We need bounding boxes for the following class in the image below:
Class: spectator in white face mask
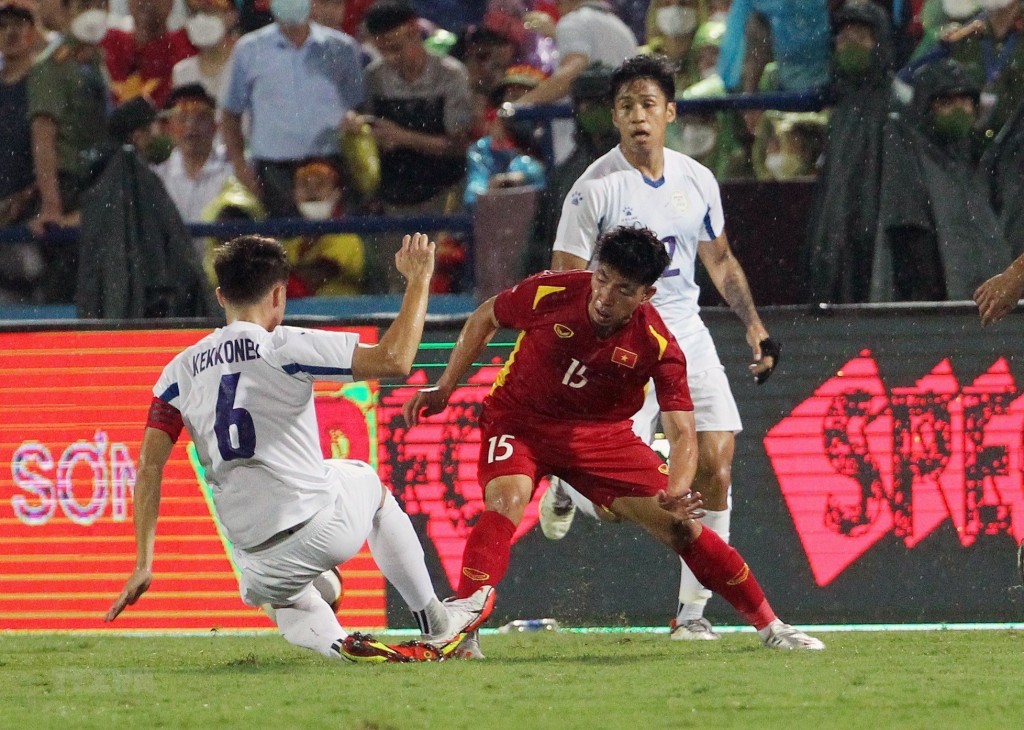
[641,0,705,89]
[221,0,365,216]
[282,159,365,297]
[26,0,113,301]
[172,0,239,101]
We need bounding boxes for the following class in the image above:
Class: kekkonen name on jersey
[191,337,261,376]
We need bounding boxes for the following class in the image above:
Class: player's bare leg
[610,495,824,650]
[672,430,734,640]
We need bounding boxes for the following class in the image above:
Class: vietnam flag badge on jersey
[612,347,638,368]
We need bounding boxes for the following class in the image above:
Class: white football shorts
[632,321,743,440]
[233,459,382,607]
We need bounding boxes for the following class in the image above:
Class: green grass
[2,630,1021,729]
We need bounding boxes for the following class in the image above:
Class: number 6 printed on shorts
[486,434,515,463]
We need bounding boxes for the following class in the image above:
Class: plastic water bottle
[498,618,560,633]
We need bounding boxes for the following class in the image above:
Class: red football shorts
[477,407,668,508]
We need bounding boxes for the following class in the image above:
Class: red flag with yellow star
[612,346,638,368]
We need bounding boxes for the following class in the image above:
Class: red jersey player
[404,226,824,657]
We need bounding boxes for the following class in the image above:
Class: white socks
[275,490,449,658]
[275,587,348,659]
[559,479,601,520]
[367,489,447,633]
[677,507,731,622]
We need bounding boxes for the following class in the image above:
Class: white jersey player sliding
[106,233,495,663]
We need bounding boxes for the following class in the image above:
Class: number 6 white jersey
[553,146,725,347]
[152,320,360,550]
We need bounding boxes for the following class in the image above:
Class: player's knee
[667,519,698,553]
[695,462,731,504]
[484,482,531,523]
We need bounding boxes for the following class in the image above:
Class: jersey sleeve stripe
[533,285,566,310]
[282,363,352,376]
[647,325,669,360]
[158,383,180,402]
[702,207,717,240]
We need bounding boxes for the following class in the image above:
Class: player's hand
[974,268,1024,326]
[746,325,779,384]
[104,567,153,622]
[395,232,436,285]
[657,490,705,521]
[403,385,450,427]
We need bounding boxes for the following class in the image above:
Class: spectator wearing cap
[0,0,44,226]
[172,0,240,101]
[221,0,364,217]
[284,159,365,296]
[26,0,113,302]
[154,84,231,242]
[872,58,1010,302]
[102,0,197,107]
[464,64,547,208]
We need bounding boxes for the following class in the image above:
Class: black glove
[754,337,781,385]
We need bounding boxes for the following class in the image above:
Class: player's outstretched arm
[657,410,704,521]
[352,233,436,380]
[403,296,500,426]
[104,427,174,622]
[661,410,699,496]
[975,253,1024,326]
[697,233,776,380]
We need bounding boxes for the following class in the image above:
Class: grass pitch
[3,629,1021,729]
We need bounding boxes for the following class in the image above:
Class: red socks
[679,526,777,629]
[456,510,517,598]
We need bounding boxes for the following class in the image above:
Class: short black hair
[165,83,217,111]
[364,0,417,35]
[610,54,676,104]
[595,226,669,287]
[213,235,291,305]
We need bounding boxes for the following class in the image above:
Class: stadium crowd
[0,0,1021,310]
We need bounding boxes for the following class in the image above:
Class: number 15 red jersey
[486,270,693,423]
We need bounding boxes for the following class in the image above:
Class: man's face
[835,21,875,53]
[187,0,239,25]
[371,21,418,73]
[931,94,977,119]
[465,39,515,93]
[170,100,217,155]
[588,262,653,335]
[612,78,676,157]
[0,13,36,60]
[293,170,340,204]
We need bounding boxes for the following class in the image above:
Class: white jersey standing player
[106,233,494,663]
[543,55,779,640]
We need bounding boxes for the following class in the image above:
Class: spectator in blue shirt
[221,0,364,216]
[464,64,547,208]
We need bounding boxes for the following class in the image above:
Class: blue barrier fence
[0,90,829,320]
[0,89,827,247]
